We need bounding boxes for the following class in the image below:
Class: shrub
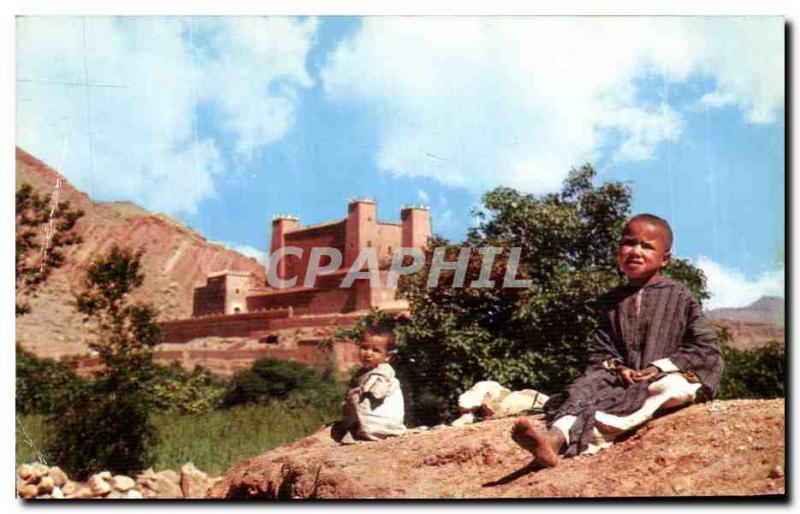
[148,363,228,414]
[16,345,87,415]
[224,357,341,408]
[717,340,785,400]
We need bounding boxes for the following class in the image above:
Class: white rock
[51,487,64,499]
[124,489,144,499]
[17,464,33,481]
[37,475,55,494]
[451,413,475,426]
[110,475,136,492]
[88,475,111,496]
[48,466,68,487]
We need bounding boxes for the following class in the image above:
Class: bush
[224,357,342,408]
[16,345,87,415]
[717,340,785,400]
[148,363,228,414]
[46,377,158,479]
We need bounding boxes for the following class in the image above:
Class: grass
[16,399,341,477]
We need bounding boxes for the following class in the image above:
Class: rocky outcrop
[15,147,266,359]
[209,399,785,499]
[16,462,221,500]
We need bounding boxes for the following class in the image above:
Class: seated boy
[512,214,724,467]
[332,328,407,444]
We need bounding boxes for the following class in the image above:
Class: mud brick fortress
[159,199,431,368]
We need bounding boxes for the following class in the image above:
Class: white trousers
[552,373,701,454]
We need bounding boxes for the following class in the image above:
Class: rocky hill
[709,297,785,350]
[15,147,266,358]
[209,399,785,499]
[709,296,784,326]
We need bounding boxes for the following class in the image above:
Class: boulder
[17,483,38,499]
[36,475,55,494]
[17,464,33,481]
[88,475,111,496]
[49,466,68,487]
[180,463,211,498]
[110,475,136,492]
[135,468,183,499]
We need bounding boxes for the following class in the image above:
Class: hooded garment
[544,276,724,457]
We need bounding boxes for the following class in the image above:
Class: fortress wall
[160,311,360,343]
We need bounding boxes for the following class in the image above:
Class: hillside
[709,296,784,326]
[209,399,784,499]
[15,147,266,358]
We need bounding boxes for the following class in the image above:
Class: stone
[51,487,64,499]
[61,481,78,496]
[451,413,475,427]
[31,462,49,482]
[106,490,125,499]
[110,475,136,492]
[17,463,33,481]
[37,475,55,494]
[180,462,211,498]
[124,489,144,499]
[17,483,38,499]
[97,471,112,481]
[48,466,68,487]
[88,475,112,496]
[70,486,95,499]
[136,469,183,499]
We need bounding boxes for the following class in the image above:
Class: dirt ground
[209,398,784,499]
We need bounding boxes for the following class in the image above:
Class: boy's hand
[618,366,636,385]
[632,365,660,382]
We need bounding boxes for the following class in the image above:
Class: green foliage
[16,183,83,316]
[16,345,88,415]
[148,363,228,415]
[392,165,710,426]
[18,395,344,475]
[716,324,784,399]
[46,245,161,480]
[224,357,344,408]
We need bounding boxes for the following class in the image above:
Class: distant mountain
[15,147,266,358]
[708,296,785,326]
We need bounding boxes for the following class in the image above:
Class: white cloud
[16,16,317,215]
[417,188,430,204]
[696,256,784,310]
[219,241,268,266]
[321,17,783,194]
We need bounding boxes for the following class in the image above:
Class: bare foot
[511,419,560,468]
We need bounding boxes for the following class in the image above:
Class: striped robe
[544,276,724,457]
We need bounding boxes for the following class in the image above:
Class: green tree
[392,164,710,426]
[46,245,161,479]
[16,183,83,315]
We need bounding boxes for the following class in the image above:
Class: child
[332,328,406,444]
[512,214,724,467]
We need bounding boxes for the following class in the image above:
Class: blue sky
[16,16,784,309]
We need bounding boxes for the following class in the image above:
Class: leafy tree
[15,183,83,315]
[46,245,161,479]
[16,345,88,415]
[715,326,784,399]
[391,164,710,425]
